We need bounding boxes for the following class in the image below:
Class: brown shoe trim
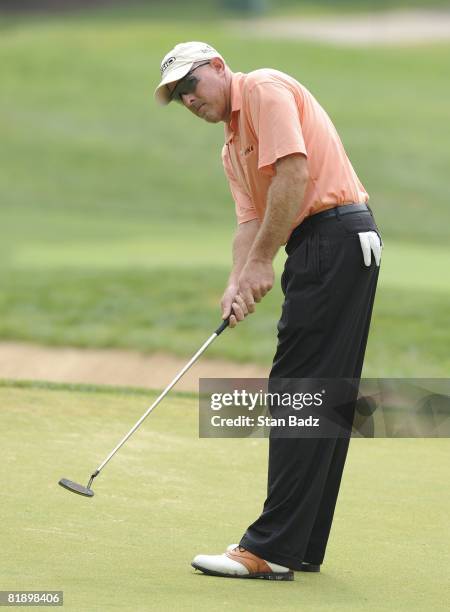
[225,548,273,575]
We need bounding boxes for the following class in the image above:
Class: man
[154,41,382,581]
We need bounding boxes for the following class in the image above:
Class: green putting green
[1,382,448,611]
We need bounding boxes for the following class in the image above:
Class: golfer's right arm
[221,145,260,327]
[221,219,260,327]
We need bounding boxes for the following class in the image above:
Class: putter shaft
[92,319,229,478]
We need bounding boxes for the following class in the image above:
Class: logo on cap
[161,57,176,74]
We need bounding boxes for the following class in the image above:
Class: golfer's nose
[182,92,196,108]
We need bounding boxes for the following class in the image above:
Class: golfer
[154,42,382,581]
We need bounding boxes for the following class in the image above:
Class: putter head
[58,478,94,498]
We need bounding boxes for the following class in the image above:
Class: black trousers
[240,206,380,570]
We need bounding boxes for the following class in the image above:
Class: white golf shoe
[191,545,294,581]
[226,544,321,573]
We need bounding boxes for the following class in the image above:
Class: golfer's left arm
[236,153,308,310]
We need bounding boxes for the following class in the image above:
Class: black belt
[310,203,370,221]
[287,203,372,252]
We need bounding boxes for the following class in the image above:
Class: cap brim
[154,62,194,105]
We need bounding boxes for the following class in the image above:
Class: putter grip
[215,318,230,336]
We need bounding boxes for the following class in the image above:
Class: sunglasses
[170,61,210,103]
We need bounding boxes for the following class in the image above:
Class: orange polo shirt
[222,70,369,232]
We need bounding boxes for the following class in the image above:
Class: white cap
[154,41,223,105]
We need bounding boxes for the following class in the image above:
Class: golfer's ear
[210,57,225,73]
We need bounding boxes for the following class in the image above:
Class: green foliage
[2,0,448,21]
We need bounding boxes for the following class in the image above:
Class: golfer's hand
[237,259,274,316]
[359,231,382,267]
[221,283,241,328]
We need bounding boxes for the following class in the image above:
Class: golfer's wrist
[247,253,274,265]
[228,271,242,286]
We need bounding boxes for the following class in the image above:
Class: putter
[59,318,230,498]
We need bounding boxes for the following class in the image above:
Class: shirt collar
[225,72,245,143]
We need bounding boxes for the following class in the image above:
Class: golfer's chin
[199,105,221,123]
[203,114,221,124]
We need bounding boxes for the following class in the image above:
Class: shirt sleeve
[221,144,259,224]
[247,81,308,174]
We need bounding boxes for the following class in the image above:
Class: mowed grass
[1,382,449,611]
[0,234,449,376]
[0,12,449,375]
[1,19,449,243]
[274,0,450,15]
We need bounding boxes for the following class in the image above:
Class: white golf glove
[358,231,382,267]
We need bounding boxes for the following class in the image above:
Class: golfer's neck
[222,71,234,124]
